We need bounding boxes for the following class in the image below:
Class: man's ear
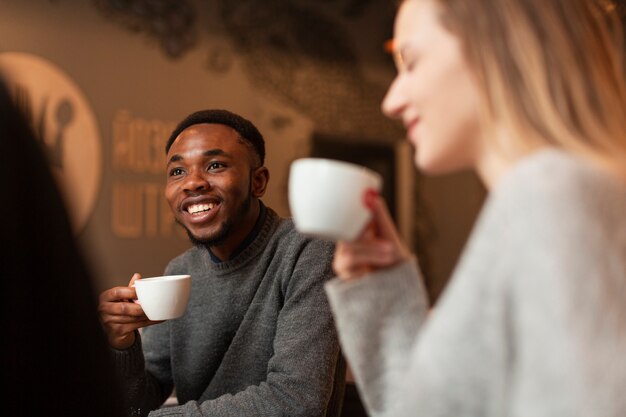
[251,166,269,198]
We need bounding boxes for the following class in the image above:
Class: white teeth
[187,203,215,214]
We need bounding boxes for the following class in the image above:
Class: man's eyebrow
[167,149,232,165]
[202,149,232,158]
[168,154,183,164]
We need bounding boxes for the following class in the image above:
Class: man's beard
[183,190,253,248]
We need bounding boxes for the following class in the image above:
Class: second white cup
[288,158,383,241]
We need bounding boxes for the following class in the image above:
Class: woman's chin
[416,154,467,177]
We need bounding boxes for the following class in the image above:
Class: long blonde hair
[439,0,626,173]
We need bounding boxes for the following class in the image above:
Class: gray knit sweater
[113,207,344,417]
[325,150,626,417]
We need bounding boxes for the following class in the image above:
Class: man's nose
[183,170,210,192]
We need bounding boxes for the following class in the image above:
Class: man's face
[165,123,265,249]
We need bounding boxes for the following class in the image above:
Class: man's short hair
[165,109,265,165]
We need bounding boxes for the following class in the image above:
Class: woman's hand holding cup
[332,189,412,281]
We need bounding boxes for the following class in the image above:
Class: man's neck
[208,200,262,262]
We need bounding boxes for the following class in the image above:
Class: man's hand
[98,273,155,350]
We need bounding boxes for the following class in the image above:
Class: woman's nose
[381,76,406,119]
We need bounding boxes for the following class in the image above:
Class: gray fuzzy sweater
[113,207,344,417]
[325,150,626,417]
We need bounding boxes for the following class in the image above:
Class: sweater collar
[207,200,269,264]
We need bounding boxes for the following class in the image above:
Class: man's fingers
[99,298,145,317]
[128,272,142,287]
[100,312,147,325]
[99,286,136,303]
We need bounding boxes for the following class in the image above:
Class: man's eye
[169,167,184,177]
[208,162,225,170]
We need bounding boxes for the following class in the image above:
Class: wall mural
[92,0,626,144]
[92,0,404,140]
[0,52,102,235]
[93,0,198,59]
[215,0,399,140]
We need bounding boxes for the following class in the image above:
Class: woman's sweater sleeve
[324,259,429,415]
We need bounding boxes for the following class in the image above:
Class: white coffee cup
[288,158,383,241]
[134,274,192,321]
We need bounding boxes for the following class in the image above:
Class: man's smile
[181,198,223,225]
[187,202,216,215]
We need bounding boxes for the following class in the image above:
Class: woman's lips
[405,118,420,140]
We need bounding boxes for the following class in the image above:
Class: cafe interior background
[4,0,626,414]
[0,0,486,306]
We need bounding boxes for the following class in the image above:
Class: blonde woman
[325,0,626,416]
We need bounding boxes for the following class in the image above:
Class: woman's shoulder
[489,149,626,217]
[469,149,626,263]
[460,149,626,293]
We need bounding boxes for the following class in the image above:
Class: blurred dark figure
[0,77,124,417]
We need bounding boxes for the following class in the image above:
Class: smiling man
[98,109,345,417]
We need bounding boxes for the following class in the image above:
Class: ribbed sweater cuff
[324,258,428,321]
[109,330,145,379]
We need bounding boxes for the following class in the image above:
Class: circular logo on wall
[0,52,102,234]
